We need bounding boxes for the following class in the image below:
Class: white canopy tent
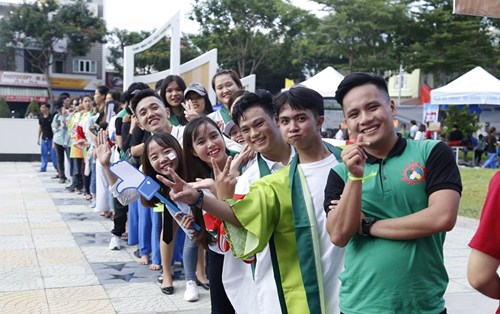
[299,66,344,98]
[430,66,500,105]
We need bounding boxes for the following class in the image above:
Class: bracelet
[348,171,377,183]
[189,190,204,209]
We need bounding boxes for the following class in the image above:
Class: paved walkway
[0,162,498,313]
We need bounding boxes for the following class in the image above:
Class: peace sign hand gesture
[156,168,200,205]
[182,101,200,122]
[211,155,238,200]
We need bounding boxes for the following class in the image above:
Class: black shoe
[160,286,174,295]
[196,278,210,290]
[58,178,67,184]
[157,275,163,284]
[51,175,60,179]
[133,249,141,259]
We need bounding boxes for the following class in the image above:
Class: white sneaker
[109,235,122,250]
[184,280,199,302]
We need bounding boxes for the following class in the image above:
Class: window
[73,60,97,74]
[54,60,64,73]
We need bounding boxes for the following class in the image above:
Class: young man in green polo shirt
[324,73,462,314]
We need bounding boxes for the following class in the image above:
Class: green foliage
[107,29,200,76]
[189,0,315,80]
[402,0,498,85]
[25,99,39,117]
[312,0,414,75]
[0,98,10,118]
[459,168,496,219]
[443,106,480,137]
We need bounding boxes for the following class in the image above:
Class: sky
[2,0,326,34]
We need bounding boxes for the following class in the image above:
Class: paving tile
[57,204,95,213]
[0,223,31,236]
[0,290,49,314]
[66,221,110,233]
[0,235,34,250]
[74,232,116,246]
[40,264,95,277]
[0,268,44,292]
[43,273,100,289]
[53,198,90,206]
[33,237,78,249]
[81,246,133,263]
[36,247,87,267]
[48,299,116,314]
[0,249,38,269]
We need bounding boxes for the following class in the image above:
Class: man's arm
[369,189,458,240]
[325,136,369,247]
[468,248,500,299]
[156,168,242,227]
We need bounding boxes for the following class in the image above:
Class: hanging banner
[453,0,500,18]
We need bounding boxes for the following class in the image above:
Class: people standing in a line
[324,73,462,314]
[468,171,500,313]
[409,119,418,139]
[483,127,497,169]
[159,87,345,314]
[38,103,57,172]
[51,101,68,183]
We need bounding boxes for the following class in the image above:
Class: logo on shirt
[401,161,426,184]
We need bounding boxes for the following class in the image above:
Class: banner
[423,104,439,124]
[453,0,500,18]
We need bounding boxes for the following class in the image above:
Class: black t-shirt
[486,135,498,153]
[39,113,54,139]
[448,129,464,142]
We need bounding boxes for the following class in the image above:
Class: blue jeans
[40,138,57,171]
[183,233,198,281]
[90,158,97,194]
[484,152,497,168]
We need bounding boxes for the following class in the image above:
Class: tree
[0,0,107,107]
[310,0,414,75]
[0,98,10,118]
[402,0,498,86]
[107,28,201,76]
[443,106,480,138]
[189,0,315,79]
[25,99,40,118]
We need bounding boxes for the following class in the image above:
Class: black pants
[54,143,66,179]
[207,250,235,314]
[111,198,128,237]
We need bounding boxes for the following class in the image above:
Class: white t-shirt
[299,154,344,314]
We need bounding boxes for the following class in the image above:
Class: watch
[361,217,376,237]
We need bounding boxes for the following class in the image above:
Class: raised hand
[156,168,199,205]
[211,155,237,200]
[230,144,254,173]
[182,101,199,122]
[95,129,112,167]
[341,134,370,178]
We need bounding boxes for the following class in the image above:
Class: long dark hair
[160,75,188,125]
[141,132,184,208]
[182,117,228,248]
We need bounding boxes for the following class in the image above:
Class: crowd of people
[34,70,499,314]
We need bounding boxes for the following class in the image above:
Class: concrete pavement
[0,162,498,313]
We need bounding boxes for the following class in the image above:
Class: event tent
[430,66,500,105]
[299,66,344,98]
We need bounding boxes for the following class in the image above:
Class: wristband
[189,189,204,209]
[348,171,377,183]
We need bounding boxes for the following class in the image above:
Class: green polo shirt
[327,138,462,314]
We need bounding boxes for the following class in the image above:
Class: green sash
[168,114,180,126]
[219,105,232,123]
[257,154,289,313]
[288,142,341,314]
